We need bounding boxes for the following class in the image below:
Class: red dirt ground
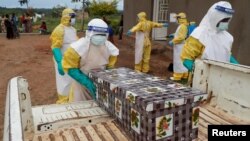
[0,33,173,139]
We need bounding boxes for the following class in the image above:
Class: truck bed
[30,101,131,141]
[5,61,250,141]
[197,105,250,141]
[32,120,130,141]
[30,104,250,141]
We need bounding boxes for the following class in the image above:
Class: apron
[55,26,78,96]
[201,31,232,62]
[135,31,145,64]
[173,26,188,73]
[72,44,110,101]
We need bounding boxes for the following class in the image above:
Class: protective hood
[137,12,147,22]
[175,12,188,25]
[199,1,233,31]
[86,18,109,39]
[61,8,75,26]
[190,1,234,62]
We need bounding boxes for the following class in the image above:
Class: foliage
[26,7,34,16]
[51,5,66,18]
[192,108,200,125]
[0,7,26,16]
[0,7,122,33]
[131,110,139,128]
[89,0,118,16]
[19,0,29,7]
[157,116,172,138]
[71,0,91,9]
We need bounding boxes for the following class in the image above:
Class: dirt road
[0,34,172,139]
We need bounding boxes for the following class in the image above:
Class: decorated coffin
[89,68,207,141]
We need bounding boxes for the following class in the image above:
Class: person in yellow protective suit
[126,12,168,73]
[62,18,119,101]
[168,12,189,81]
[50,8,78,104]
[181,1,239,72]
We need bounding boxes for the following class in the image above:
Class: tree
[89,0,118,16]
[72,0,90,31]
[51,5,66,18]
[19,0,29,8]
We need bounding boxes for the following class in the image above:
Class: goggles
[88,26,108,33]
[215,5,234,14]
[69,13,76,18]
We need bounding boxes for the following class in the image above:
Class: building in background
[124,0,250,65]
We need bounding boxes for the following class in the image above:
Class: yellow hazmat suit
[62,18,119,102]
[181,1,237,71]
[170,13,189,81]
[50,8,78,104]
[129,12,165,73]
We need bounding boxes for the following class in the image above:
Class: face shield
[215,5,234,31]
[87,25,109,46]
[215,5,234,15]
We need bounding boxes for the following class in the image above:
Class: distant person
[118,14,123,40]
[50,8,78,104]
[168,12,188,82]
[25,13,32,33]
[4,14,14,39]
[102,16,116,45]
[1,15,6,33]
[40,21,47,34]
[11,13,19,38]
[126,12,168,73]
[20,14,25,32]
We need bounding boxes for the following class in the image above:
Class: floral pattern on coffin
[110,83,118,94]
[115,98,122,119]
[107,73,126,80]
[194,94,208,104]
[121,79,143,85]
[156,114,173,140]
[131,108,140,134]
[164,98,185,108]
[141,87,167,94]
[101,89,109,108]
[192,107,200,129]
[126,91,137,103]
[167,83,186,90]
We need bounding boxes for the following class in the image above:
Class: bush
[89,0,118,17]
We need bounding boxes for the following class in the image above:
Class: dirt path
[0,34,172,139]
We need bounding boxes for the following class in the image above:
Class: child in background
[40,21,47,34]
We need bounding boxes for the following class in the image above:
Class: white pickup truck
[3,60,250,141]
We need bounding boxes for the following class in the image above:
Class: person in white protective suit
[50,8,78,104]
[181,1,239,72]
[62,18,119,101]
[168,12,189,82]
